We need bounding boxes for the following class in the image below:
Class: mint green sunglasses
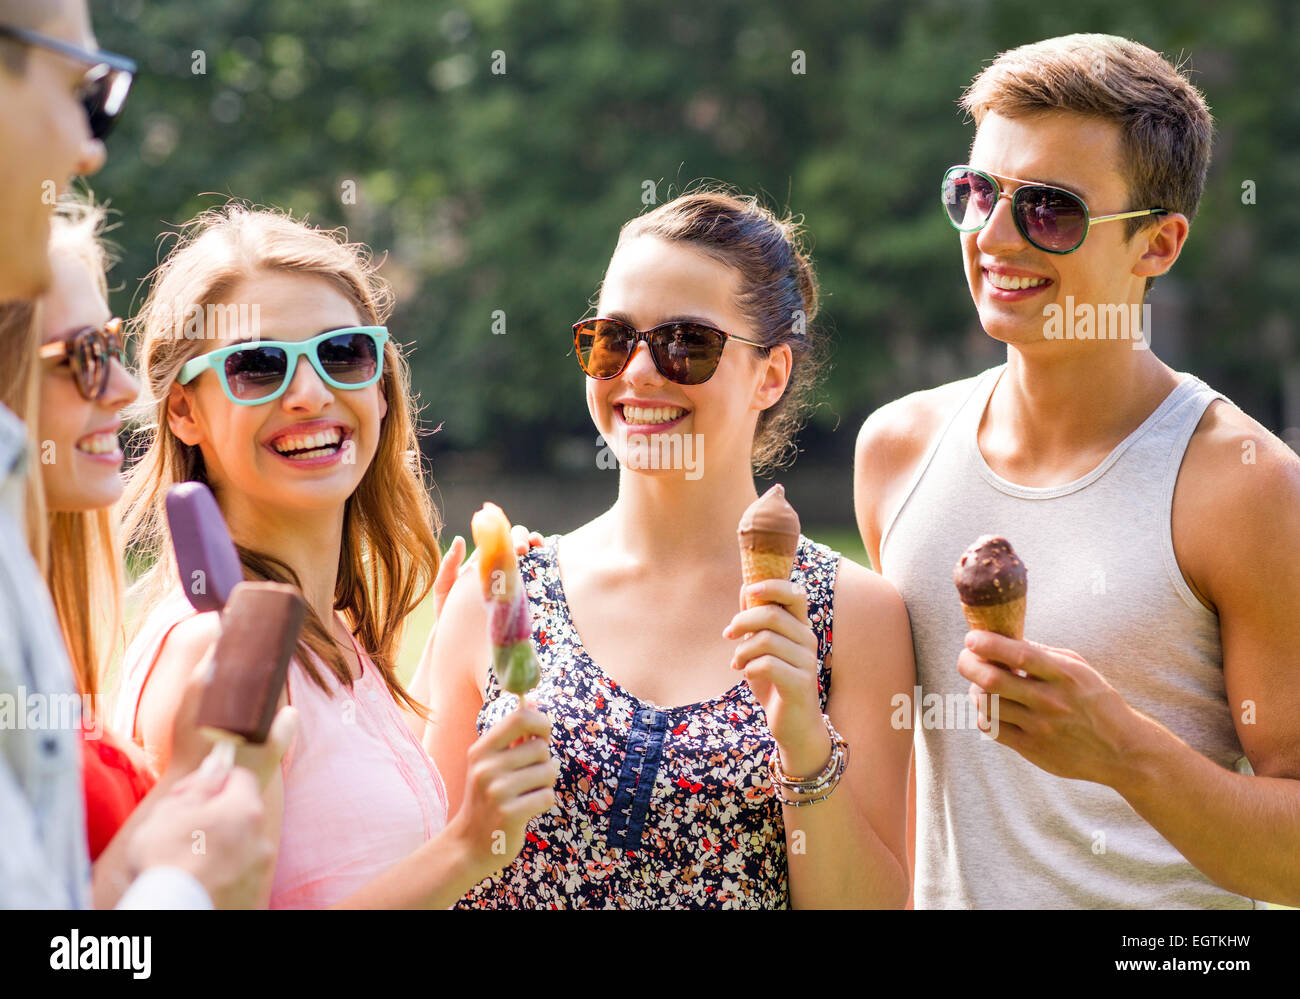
[177,327,389,405]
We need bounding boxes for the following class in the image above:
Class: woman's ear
[754,342,793,411]
[166,382,204,446]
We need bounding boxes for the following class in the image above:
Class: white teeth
[987,271,1048,291]
[76,432,119,454]
[623,405,685,425]
[281,447,335,461]
[272,427,343,454]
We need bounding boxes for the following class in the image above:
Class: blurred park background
[92,0,1299,662]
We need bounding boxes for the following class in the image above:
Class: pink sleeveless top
[114,587,448,909]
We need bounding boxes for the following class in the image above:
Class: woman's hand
[443,702,558,882]
[724,579,831,780]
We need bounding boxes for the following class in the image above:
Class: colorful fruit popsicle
[470,503,540,704]
[196,581,307,745]
[737,484,801,608]
[953,535,1028,639]
[166,481,244,613]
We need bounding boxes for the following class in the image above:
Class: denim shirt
[0,401,90,908]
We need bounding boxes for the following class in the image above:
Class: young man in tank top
[854,34,1300,908]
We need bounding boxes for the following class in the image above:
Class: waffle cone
[740,548,795,608]
[960,596,1026,639]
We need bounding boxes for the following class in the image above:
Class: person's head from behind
[578,186,826,481]
[0,192,134,706]
[123,205,439,707]
[0,0,111,302]
[949,34,1212,349]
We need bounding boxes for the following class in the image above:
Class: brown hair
[120,204,441,716]
[615,185,827,473]
[0,194,123,711]
[960,34,1213,293]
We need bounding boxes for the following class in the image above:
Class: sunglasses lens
[576,320,635,378]
[318,331,380,384]
[1015,187,1087,252]
[72,333,106,399]
[943,169,997,231]
[650,323,725,384]
[80,66,131,140]
[224,346,288,400]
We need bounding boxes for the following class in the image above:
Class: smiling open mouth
[269,426,348,460]
[618,404,688,426]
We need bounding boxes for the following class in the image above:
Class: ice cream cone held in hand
[737,484,801,608]
[953,535,1027,639]
[471,502,541,707]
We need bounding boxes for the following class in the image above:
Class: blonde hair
[960,34,1214,294]
[120,204,441,715]
[0,194,124,711]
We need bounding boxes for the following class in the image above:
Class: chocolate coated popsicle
[196,581,307,744]
[166,482,244,613]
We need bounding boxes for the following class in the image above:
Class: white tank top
[881,364,1259,909]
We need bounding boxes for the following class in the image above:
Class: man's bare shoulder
[854,376,982,482]
[1173,397,1300,608]
[853,372,990,565]
[1180,398,1300,513]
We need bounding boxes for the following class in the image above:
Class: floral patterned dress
[456,534,839,909]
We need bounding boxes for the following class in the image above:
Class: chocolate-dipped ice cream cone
[953,535,1027,639]
[738,484,801,608]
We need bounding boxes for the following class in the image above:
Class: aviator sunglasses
[941,164,1167,255]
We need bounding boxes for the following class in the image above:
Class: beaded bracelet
[768,714,849,807]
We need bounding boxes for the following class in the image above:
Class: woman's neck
[603,449,764,567]
[219,493,345,624]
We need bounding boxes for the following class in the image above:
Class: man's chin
[977,308,1047,347]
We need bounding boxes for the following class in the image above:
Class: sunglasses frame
[0,25,135,140]
[572,317,769,385]
[38,317,126,401]
[941,164,1168,255]
[177,326,390,406]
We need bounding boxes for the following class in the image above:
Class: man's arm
[0,739,75,907]
[854,381,970,908]
[854,382,970,571]
[1133,400,1300,903]
[960,402,1300,906]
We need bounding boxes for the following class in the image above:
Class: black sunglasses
[572,317,769,385]
[0,25,135,140]
[39,318,128,401]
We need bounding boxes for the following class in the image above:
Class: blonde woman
[0,196,293,909]
[117,205,557,908]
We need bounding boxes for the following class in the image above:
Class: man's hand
[957,630,1143,786]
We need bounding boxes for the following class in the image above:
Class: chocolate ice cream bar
[196,582,306,743]
[166,482,244,612]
